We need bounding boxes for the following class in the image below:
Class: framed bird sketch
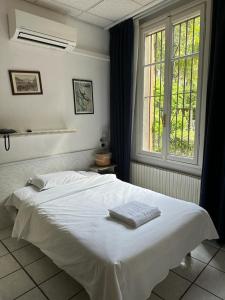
[72,79,94,114]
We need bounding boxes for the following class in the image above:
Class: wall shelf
[0,129,77,137]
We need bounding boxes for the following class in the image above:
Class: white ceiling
[24,0,164,29]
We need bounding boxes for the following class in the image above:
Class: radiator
[130,162,201,204]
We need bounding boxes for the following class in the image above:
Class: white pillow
[29,171,85,191]
[7,185,39,210]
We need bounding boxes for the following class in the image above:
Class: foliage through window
[143,28,165,153]
[170,16,200,157]
[141,9,203,165]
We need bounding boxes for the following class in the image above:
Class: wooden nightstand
[89,164,117,175]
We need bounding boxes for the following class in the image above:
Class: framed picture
[72,79,94,114]
[8,70,43,95]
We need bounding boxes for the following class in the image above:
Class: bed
[5,172,218,300]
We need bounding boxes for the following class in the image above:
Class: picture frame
[8,70,43,95]
[72,79,94,114]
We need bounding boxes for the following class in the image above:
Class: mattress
[5,174,218,300]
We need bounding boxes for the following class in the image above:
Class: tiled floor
[0,227,224,300]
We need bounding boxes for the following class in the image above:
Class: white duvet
[5,174,218,300]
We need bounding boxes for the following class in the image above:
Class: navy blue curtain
[110,19,134,182]
[200,0,225,242]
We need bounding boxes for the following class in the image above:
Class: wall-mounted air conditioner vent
[8,10,77,52]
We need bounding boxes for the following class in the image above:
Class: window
[135,2,210,175]
[170,15,200,158]
[143,28,165,154]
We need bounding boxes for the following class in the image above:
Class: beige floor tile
[0,242,8,257]
[0,253,20,279]
[209,250,225,272]
[2,237,29,252]
[203,239,222,249]
[16,287,48,300]
[182,284,221,300]
[70,290,90,300]
[39,271,82,300]
[196,265,225,299]
[25,256,60,284]
[0,227,12,241]
[153,271,191,300]
[148,293,162,300]
[191,243,218,263]
[13,244,44,266]
[173,256,206,282]
[0,269,35,299]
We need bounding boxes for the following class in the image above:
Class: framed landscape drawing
[9,70,43,95]
[72,79,94,114]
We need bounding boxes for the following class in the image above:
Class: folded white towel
[109,201,161,228]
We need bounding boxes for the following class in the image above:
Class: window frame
[141,19,167,159]
[133,0,211,176]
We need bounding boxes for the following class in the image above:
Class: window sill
[133,152,202,178]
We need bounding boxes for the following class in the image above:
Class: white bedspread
[5,174,218,300]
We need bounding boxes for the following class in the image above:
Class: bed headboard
[0,149,95,228]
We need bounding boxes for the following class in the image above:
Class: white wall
[0,0,110,164]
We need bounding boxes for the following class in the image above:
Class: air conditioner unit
[8,9,77,52]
